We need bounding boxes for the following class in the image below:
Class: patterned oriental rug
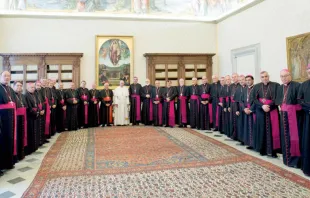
[23,127,310,197]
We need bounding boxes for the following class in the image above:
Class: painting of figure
[287,32,310,82]
[96,36,134,89]
[17,0,255,18]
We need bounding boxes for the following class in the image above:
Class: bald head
[212,75,218,83]
[192,77,197,85]
[179,78,184,86]
[232,73,239,83]
[1,71,11,85]
[202,76,207,84]
[27,83,35,93]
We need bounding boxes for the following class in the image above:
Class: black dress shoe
[246,146,253,150]
[0,170,4,176]
[178,125,183,128]
[44,140,50,143]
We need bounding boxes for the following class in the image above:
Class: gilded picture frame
[96,35,134,89]
[286,32,310,82]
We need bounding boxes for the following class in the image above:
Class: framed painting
[286,32,310,82]
[95,35,134,89]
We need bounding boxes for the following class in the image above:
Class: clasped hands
[201,101,209,105]
[262,105,270,112]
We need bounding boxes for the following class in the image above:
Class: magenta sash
[165,100,175,127]
[201,94,213,124]
[190,95,200,112]
[149,99,153,121]
[60,99,65,106]
[17,107,27,147]
[44,97,50,135]
[259,98,280,150]
[0,102,17,155]
[230,96,236,103]
[131,94,141,121]
[38,103,42,110]
[91,98,100,124]
[216,97,224,127]
[81,95,88,124]
[281,104,302,157]
[179,96,187,123]
[156,101,163,125]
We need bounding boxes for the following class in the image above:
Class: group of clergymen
[1,65,310,177]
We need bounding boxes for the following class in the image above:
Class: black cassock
[211,82,220,129]
[100,89,114,126]
[276,81,303,168]
[40,87,52,138]
[176,86,189,127]
[151,87,164,126]
[50,87,58,136]
[218,85,226,133]
[0,84,17,170]
[189,85,200,129]
[25,91,40,155]
[297,79,310,176]
[88,89,100,127]
[224,85,231,136]
[229,83,240,140]
[162,86,177,127]
[199,83,212,131]
[35,90,46,145]
[240,85,256,148]
[129,83,142,125]
[65,89,79,131]
[251,82,280,156]
[141,85,153,125]
[56,89,67,132]
[77,87,90,128]
[14,92,27,160]
[234,85,246,143]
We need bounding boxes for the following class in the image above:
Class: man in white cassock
[114,80,130,125]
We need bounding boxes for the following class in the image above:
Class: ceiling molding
[215,0,265,23]
[0,0,265,23]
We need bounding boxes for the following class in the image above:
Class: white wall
[0,17,217,87]
[217,0,310,82]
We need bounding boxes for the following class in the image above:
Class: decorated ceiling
[3,0,261,21]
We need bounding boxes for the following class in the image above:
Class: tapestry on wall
[286,32,310,82]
